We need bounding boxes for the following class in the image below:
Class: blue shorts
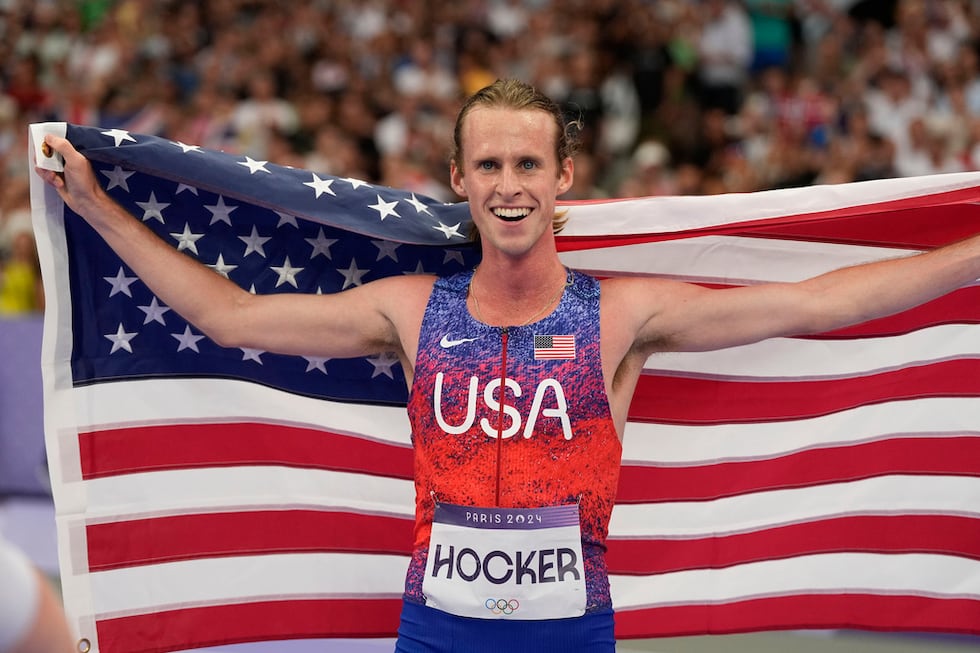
[393,601,615,653]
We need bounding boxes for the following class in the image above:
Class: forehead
[459,106,559,158]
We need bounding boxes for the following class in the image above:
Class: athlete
[37,79,980,652]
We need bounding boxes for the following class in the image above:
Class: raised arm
[35,134,424,362]
[621,234,980,355]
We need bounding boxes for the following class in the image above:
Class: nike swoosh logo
[440,335,481,348]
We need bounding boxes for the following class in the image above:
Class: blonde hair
[452,78,580,235]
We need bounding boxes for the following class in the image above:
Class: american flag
[533,334,575,360]
[29,123,980,653]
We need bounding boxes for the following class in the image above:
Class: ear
[556,156,574,196]
[449,160,467,198]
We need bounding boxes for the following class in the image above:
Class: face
[450,106,573,260]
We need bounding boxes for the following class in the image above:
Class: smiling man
[37,78,980,653]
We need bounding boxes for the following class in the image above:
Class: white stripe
[609,552,980,609]
[559,235,921,283]
[561,172,980,237]
[89,552,408,617]
[607,475,980,539]
[82,467,416,522]
[70,378,412,446]
[622,397,980,465]
[642,323,980,379]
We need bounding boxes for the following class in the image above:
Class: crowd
[3,0,980,315]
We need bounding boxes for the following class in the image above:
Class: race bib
[422,502,586,620]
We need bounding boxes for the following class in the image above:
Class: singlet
[404,268,622,613]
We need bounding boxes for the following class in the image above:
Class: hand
[34,134,107,218]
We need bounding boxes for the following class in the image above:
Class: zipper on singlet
[495,326,509,507]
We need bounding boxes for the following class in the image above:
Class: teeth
[493,208,530,219]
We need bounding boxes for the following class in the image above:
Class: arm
[624,235,980,354]
[36,134,413,360]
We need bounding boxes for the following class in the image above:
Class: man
[36,79,980,652]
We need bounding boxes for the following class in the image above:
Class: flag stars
[208,254,238,279]
[338,259,368,289]
[304,173,336,198]
[101,166,135,192]
[344,177,371,190]
[136,192,170,223]
[172,325,206,352]
[303,356,330,374]
[138,297,171,325]
[241,348,265,364]
[239,225,271,257]
[372,239,400,262]
[170,223,204,254]
[105,323,137,354]
[101,128,136,147]
[368,352,399,379]
[444,250,465,265]
[271,256,303,288]
[275,211,299,228]
[405,193,432,215]
[433,222,464,240]
[104,267,139,298]
[238,156,271,174]
[171,141,202,153]
[368,194,400,221]
[206,196,237,225]
[305,228,338,259]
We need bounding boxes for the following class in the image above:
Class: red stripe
[614,593,980,638]
[606,514,980,575]
[739,202,980,250]
[96,597,403,653]
[78,422,413,480]
[86,510,414,571]
[617,436,980,502]
[630,358,980,424]
[557,186,980,252]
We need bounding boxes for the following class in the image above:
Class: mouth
[492,207,532,222]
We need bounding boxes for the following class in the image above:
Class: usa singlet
[397,268,622,652]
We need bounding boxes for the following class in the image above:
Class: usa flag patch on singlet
[533,334,576,360]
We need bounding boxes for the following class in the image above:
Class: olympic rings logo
[485,598,520,615]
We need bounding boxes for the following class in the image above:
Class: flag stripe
[613,594,980,638]
[605,514,980,574]
[608,552,980,607]
[622,398,980,465]
[97,598,404,653]
[82,467,415,522]
[608,476,980,538]
[86,510,414,571]
[616,436,980,502]
[631,358,980,424]
[79,422,413,481]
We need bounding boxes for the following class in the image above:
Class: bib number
[422,502,586,620]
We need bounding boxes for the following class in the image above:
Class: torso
[402,269,623,613]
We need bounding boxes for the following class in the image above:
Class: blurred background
[2,0,980,650]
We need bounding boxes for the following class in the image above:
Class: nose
[496,166,522,197]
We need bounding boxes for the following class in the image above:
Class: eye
[520,160,537,170]
[479,160,496,171]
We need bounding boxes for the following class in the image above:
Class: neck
[469,257,570,327]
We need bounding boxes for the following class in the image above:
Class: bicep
[220,277,417,359]
[632,279,821,354]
